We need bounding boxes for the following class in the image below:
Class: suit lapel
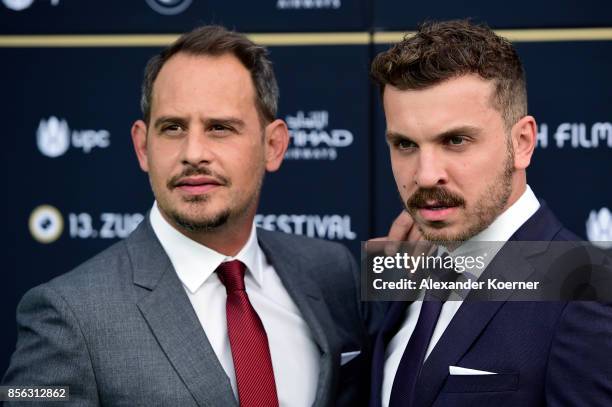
[414,203,564,407]
[414,245,544,407]
[128,220,237,407]
[258,230,341,407]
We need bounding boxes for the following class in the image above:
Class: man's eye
[448,136,465,145]
[162,124,184,135]
[397,140,416,150]
[210,124,228,132]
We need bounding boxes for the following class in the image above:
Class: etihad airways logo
[586,207,612,249]
[37,116,110,157]
[285,110,354,160]
[536,122,612,149]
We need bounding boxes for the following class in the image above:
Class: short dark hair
[141,25,278,124]
[370,20,527,130]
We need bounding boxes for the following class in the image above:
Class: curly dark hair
[371,20,527,130]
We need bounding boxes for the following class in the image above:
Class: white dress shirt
[149,203,319,407]
[382,185,540,407]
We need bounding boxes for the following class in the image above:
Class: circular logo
[2,0,35,11]
[29,205,64,244]
[37,116,70,158]
[145,0,192,15]
[586,207,612,249]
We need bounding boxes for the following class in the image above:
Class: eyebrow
[435,125,482,141]
[386,125,482,144]
[386,131,411,144]
[153,116,187,130]
[203,117,246,130]
[153,116,246,130]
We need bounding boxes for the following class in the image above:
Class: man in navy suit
[368,20,612,406]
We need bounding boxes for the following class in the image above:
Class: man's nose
[414,149,448,188]
[182,130,215,165]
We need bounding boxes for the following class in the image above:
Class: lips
[417,201,459,221]
[174,176,222,195]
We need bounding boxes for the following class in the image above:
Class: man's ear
[131,120,149,172]
[511,115,537,170]
[263,119,289,172]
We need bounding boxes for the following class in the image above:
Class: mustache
[406,187,465,209]
[167,166,230,189]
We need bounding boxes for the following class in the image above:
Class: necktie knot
[217,260,246,292]
[424,252,459,302]
[436,252,459,281]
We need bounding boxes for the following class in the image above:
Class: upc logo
[37,116,70,157]
[145,0,192,15]
[586,207,612,249]
[37,116,111,157]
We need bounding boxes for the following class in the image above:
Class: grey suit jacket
[3,219,380,406]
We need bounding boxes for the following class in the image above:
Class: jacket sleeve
[2,284,100,406]
[342,244,387,338]
[545,301,612,406]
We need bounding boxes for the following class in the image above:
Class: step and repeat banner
[2,0,611,373]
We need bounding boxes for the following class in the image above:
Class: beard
[166,194,232,232]
[405,140,515,243]
[154,164,263,234]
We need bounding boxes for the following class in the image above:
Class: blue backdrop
[1,0,611,375]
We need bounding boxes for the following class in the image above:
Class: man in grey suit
[3,26,377,406]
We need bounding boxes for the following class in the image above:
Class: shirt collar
[436,185,540,286]
[440,184,540,256]
[149,202,264,294]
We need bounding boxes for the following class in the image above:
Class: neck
[503,173,527,214]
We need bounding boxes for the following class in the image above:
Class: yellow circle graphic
[29,205,64,244]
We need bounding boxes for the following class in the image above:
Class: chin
[173,210,231,232]
[421,226,463,243]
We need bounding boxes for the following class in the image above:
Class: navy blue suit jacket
[371,203,612,407]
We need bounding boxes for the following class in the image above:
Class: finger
[407,222,423,242]
[388,210,415,241]
[385,211,416,255]
[365,237,388,255]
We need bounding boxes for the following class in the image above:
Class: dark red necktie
[217,260,279,407]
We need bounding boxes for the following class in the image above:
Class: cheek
[391,157,413,191]
[147,151,166,174]
[230,145,266,178]
[147,149,178,184]
[448,150,486,180]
